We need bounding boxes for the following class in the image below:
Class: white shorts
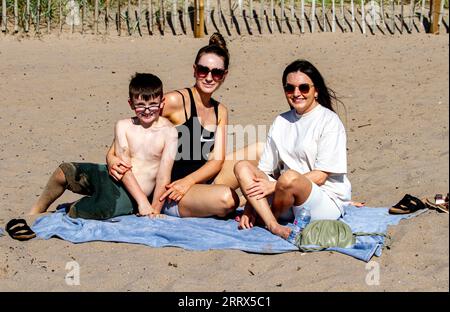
[279,182,342,222]
[161,200,181,217]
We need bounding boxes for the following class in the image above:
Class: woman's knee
[277,170,306,191]
[217,188,239,216]
[233,160,254,178]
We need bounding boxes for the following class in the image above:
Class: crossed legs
[234,160,313,239]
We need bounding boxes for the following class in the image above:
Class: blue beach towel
[31,205,427,262]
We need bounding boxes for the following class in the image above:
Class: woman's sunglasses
[195,64,226,81]
[283,83,314,94]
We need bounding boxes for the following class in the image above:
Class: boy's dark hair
[129,73,163,101]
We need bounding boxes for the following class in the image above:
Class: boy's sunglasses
[134,103,160,112]
[195,64,226,81]
[283,83,314,94]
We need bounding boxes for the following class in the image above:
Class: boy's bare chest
[127,130,165,159]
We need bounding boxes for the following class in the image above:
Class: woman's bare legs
[271,169,312,218]
[29,167,67,215]
[177,184,239,217]
[214,142,265,190]
[233,160,291,238]
[234,163,313,239]
[175,142,264,218]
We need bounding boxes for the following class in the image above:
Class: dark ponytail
[194,32,230,70]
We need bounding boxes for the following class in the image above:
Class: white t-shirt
[258,104,351,213]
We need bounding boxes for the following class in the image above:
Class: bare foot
[269,223,291,240]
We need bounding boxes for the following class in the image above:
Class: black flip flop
[6,218,36,241]
[389,194,426,214]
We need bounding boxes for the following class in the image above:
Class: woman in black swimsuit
[107,33,263,218]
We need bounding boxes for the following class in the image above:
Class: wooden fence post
[149,0,154,34]
[95,0,99,34]
[82,0,86,34]
[408,0,414,32]
[37,0,41,34]
[260,0,264,32]
[14,0,18,33]
[106,0,110,34]
[159,0,164,34]
[391,0,395,34]
[172,0,178,31]
[184,0,188,32]
[117,0,121,35]
[380,0,386,29]
[270,0,274,31]
[194,0,205,37]
[311,0,316,33]
[322,0,326,32]
[206,0,210,26]
[438,0,446,27]
[420,0,426,27]
[26,0,30,32]
[361,0,366,34]
[332,0,336,32]
[341,0,346,31]
[351,0,355,32]
[250,0,254,26]
[400,0,404,33]
[1,0,6,33]
[301,0,305,33]
[370,0,375,31]
[218,0,223,27]
[430,0,442,33]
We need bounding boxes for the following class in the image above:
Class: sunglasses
[134,103,160,112]
[195,64,226,81]
[283,83,314,94]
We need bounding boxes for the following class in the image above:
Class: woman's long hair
[282,59,340,112]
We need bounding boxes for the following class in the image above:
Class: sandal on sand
[389,194,426,214]
[6,219,36,241]
[424,198,449,214]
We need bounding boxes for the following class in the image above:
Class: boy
[28,73,178,219]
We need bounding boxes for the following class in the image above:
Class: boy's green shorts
[59,162,137,220]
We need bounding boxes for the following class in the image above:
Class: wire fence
[1,0,448,36]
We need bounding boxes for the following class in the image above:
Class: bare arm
[114,121,154,216]
[304,170,329,186]
[151,127,178,213]
[160,104,228,202]
[106,139,132,181]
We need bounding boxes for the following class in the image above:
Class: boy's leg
[29,166,68,215]
[67,163,135,220]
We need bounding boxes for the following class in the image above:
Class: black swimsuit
[171,88,219,182]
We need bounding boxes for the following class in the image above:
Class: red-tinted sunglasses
[195,64,226,81]
[284,83,314,94]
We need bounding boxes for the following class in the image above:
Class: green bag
[292,220,388,252]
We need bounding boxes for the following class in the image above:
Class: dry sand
[0,32,448,291]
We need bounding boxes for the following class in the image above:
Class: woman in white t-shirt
[234,59,351,240]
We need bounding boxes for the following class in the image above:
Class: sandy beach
[0,32,448,291]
